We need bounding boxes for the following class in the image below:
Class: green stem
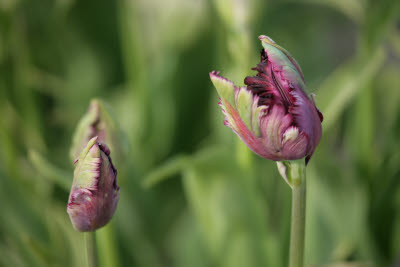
[288,160,306,267]
[85,232,98,267]
[96,223,120,267]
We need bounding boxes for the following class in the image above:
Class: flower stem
[96,222,121,267]
[288,160,306,267]
[85,232,98,267]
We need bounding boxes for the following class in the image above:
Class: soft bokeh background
[1,0,400,266]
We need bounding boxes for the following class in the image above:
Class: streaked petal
[210,71,237,107]
[235,87,253,130]
[259,35,305,82]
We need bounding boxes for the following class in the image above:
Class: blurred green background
[1,0,400,266]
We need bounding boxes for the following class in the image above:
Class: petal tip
[259,35,276,44]
[209,71,232,85]
[88,136,99,144]
[209,70,220,77]
[209,71,237,106]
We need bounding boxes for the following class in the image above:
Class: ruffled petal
[259,105,293,159]
[281,127,309,159]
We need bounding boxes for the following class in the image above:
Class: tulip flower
[210,35,323,164]
[67,136,120,232]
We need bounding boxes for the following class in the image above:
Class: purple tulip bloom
[210,35,323,163]
[67,137,120,232]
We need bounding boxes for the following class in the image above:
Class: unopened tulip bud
[210,35,323,163]
[70,99,125,163]
[67,137,119,232]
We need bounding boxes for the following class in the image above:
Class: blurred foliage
[0,0,400,266]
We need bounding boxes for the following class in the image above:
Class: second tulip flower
[210,35,323,163]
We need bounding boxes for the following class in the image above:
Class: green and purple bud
[210,35,323,163]
[67,137,119,232]
[70,99,125,164]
